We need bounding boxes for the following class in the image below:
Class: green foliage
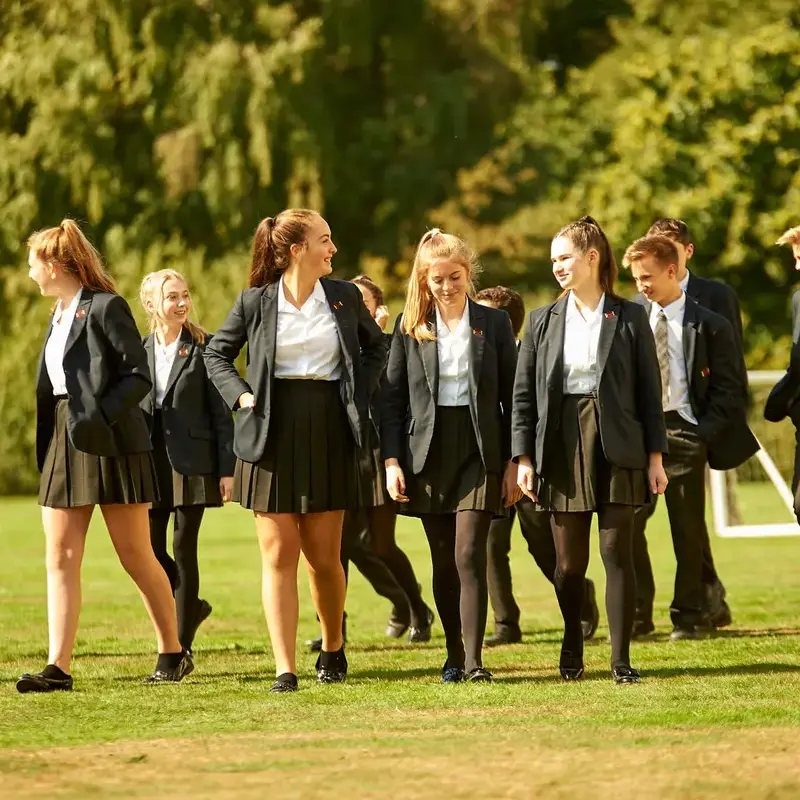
[1,0,799,491]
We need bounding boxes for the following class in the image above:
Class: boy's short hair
[776,225,800,247]
[647,218,692,247]
[475,286,525,337]
[622,235,680,271]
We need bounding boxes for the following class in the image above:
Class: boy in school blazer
[625,235,758,638]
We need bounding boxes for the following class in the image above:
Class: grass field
[1,485,800,799]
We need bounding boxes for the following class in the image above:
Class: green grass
[1,485,800,798]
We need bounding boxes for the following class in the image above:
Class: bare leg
[254,512,302,676]
[41,506,93,671]
[102,503,181,654]
[299,511,346,653]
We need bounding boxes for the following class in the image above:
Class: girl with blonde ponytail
[382,228,520,684]
[17,220,191,694]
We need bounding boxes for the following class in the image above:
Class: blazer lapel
[143,334,156,411]
[420,310,439,400]
[62,291,93,358]
[545,296,567,402]
[321,279,353,380]
[162,327,194,400]
[467,299,485,405]
[35,323,55,397]
[683,297,699,383]
[261,281,280,377]
[685,272,703,305]
[596,295,621,378]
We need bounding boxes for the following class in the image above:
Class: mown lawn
[1,484,799,799]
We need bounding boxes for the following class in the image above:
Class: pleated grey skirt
[536,394,649,513]
[150,411,222,510]
[38,399,159,508]
[233,379,360,514]
[358,421,392,509]
[402,405,503,517]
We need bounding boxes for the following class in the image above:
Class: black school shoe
[270,673,299,694]
[17,664,73,694]
[611,665,641,684]
[142,650,194,684]
[465,667,493,683]
[441,662,465,684]
[408,606,436,643]
[483,624,523,647]
[316,647,348,684]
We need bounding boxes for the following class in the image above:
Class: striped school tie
[655,310,670,408]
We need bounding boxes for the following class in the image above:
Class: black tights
[552,504,635,668]
[421,511,493,673]
[149,506,205,650]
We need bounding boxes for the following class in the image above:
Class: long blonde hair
[139,269,206,344]
[28,219,116,294]
[402,229,479,342]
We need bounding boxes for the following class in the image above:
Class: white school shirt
[435,303,471,406]
[45,288,83,396]
[680,271,690,292]
[274,277,342,380]
[562,291,604,394]
[649,292,697,425]
[154,334,181,408]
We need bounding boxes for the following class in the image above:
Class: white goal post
[710,370,799,538]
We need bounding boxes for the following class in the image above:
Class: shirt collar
[679,270,690,291]
[54,287,83,324]
[278,276,327,313]
[155,332,181,353]
[650,291,686,323]
[435,299,470,336]
[567,290,605,324]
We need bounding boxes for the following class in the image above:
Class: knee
[45,545,80,574]
[304,548,343,578]
[261,542,300,573]
[371,535,393,559]
[455,541,483,579]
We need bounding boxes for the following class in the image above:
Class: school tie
[655,309,670,408]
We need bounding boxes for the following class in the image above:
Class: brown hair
[647,218,692,247]
[776,225,800,247]
[402,228,480,342]
[248,208,321,287]
[351,274,385,307]
[475,286,525,337]
[139,269,207,345]
[27,219,116,294]
[622,235,680,271]
[553,216,618,297]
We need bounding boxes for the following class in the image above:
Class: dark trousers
[793,428,800,525]
[149,506,206,650]
[341,508,410,623]
[487,499,558,630]
[632,413,710,627]
[421,511,493,673]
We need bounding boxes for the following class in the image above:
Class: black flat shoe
[669,624,712,641]
[385,618,410,638]
[316,647,347,684]
[483,625,523,647]
[142,650,194,684]
[441,663,465,684]
[559,656,584,681]
[408,607,435,644]
[269,672,298,693]
[465,667,493,683]
[16,666,73,694]
[581,578,600,640]
[612,665,641,684]
[631,619,656,639]
[306,635,323,653]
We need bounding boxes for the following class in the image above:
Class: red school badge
[332,300,344,311]
[701,367,711,377]
[472,328,483,337]
[604,311,616,319]
[75,309,86,318]
[179,345,190,357]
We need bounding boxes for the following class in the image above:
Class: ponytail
[248,209,320,288]
[27,219,116,294]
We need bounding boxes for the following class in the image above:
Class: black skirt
[402,405,503,517]
[536,394,649,513]
[150,411,222,510]
[233,379,360,514]
[358,421,392,509]
[38,398,159,508]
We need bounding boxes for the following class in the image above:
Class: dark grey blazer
[512,294,667,474]
[791,289,800,344]
[642,297,759,470]
[380,299,518,475]
[204,278,385,463]
[141,328,235,477]
[35,290,152,470]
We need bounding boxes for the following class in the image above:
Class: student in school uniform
[623,236,758,640]
[17,219,191,693]
[513,216,668,684]
[630,218,745,634]
[139,269,235,653]
[204,209,385,693]
[382,229,520,683]
[475,287,600,646]
[765,225,800,523]
[306,274,434,651]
